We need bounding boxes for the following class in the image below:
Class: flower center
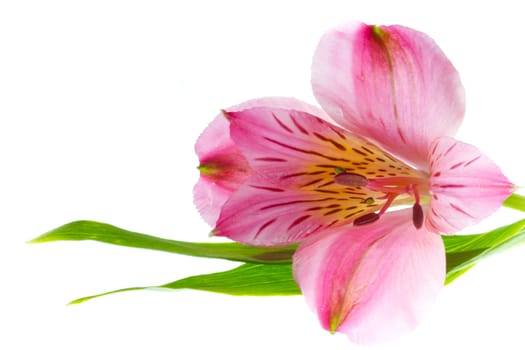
[242,111,432,235]
[334,170,427,229]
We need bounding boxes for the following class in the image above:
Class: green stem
[503,193,525,212]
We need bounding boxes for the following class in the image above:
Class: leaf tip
[67,298,86,305]
[26,235,48,244]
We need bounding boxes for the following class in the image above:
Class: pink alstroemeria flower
[194,22,514,344]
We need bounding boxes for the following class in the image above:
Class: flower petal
[193,114,250,226]
[194,98,321,227]
[427,136,514,234]
[311,22,465,169]
[193,177,238,227]
[293,209,445,345]
[225,96,331,122]
[214,99,422,246]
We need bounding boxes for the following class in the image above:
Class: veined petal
[427,136,514,234]
[214,182,369,246]
[214,100,423,246]
[293,209,445,345]
[194,114,250,226]
[311,22,465,169]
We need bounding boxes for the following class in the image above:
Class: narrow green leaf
[503,193,525,212]
[69,287,145,305]
[68,218,525,303]
[34,217,525,304]
[72,218,525,302]
[160,263,299,295]
[29,220,295,264]
[443,218,525,284]
[69,263,300,304]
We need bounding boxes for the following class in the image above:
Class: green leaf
[503,193,525,212]
[33,217,525,303]
[69,263,300,304]
[443,218,525,284]
[70,218,525,303]
[29,220,295,264]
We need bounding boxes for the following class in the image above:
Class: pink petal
[193,113,250,226]
[214,183,359,246]
[225,96,331,122]
[311,22,465,169]
[194,98,318,227]
[214,100,422,246]
[293,209,445,345]
[193,177,238,227]
[427,136,514,234]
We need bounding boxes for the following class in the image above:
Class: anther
[333,167,346,175]
[412,203,424,229]
[354,212,380,226]
[334,172,368,187]
[363,197,375,205]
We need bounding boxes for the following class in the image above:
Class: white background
[1,1,525,349]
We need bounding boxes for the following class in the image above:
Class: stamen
[412,185,421,204]
[333,169,426,228]
[354,212,380,226]
[363,197,375,205]
[366,177,426,194]
[333,167,346,175]
[355,193,397,226]
[377,193,397,215]
[334,172,368,187]
[412,203,424,229]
